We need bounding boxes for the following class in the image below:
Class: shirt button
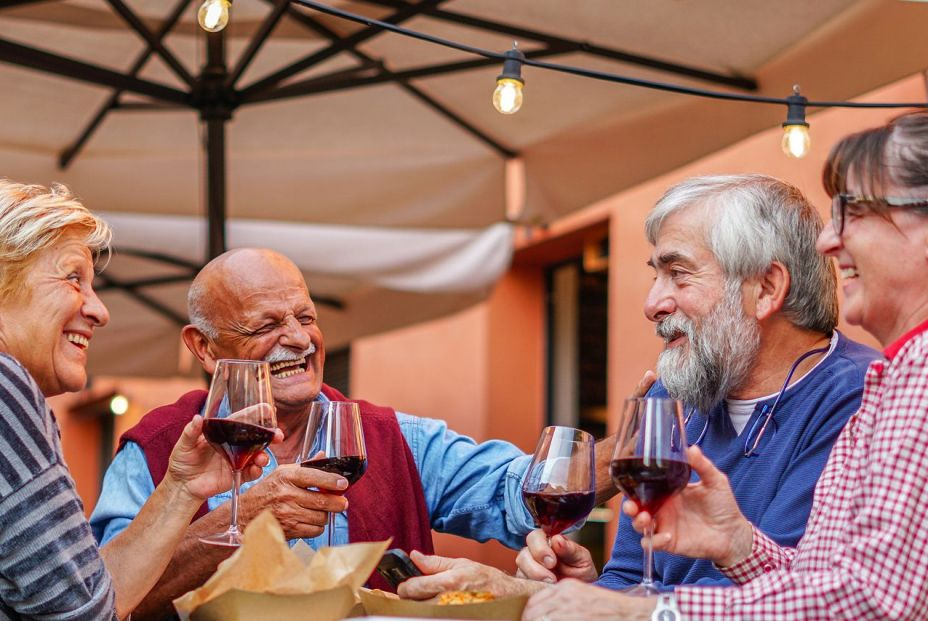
[763,564,774,572]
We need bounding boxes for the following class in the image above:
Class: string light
[109,394,129,416]
[198,0,231,32]
[290,0,928,158]
[782,85,811,158]
[493,44,525,114]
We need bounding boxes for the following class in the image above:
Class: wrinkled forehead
[217,267,315,322]
[649,206,718,268]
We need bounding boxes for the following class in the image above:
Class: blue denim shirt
[90,393,535,550]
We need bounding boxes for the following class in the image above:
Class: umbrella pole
[202,30,229,261]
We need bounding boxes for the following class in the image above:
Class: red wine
[522,490,595,536]
[610,457,691,515]
[203,419,274,471]
[302,455,368,489]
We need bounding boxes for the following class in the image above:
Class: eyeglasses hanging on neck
[683,343,831,457]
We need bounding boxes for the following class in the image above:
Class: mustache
[655,314,694,342]
[263,342,316,363]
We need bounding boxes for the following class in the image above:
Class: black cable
[289,0,928,111]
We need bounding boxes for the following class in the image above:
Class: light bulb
[198,0,230,32]
[109,394,129,416]
[493,78,523,114]
[781,124,811,159]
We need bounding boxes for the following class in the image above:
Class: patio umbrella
[0,0,926,376]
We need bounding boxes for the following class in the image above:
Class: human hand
[624,445,753,567]
[515,530,597,583]
[521,579,655,621]
[397,552,538,600]
[166,412,283,502]
[232,463,349,540]
[633,369,657,398]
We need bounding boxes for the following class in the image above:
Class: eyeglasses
[831,194,928,237]
[683,344,830,457]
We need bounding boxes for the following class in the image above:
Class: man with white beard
[511,174,880,592]
[391,175,880,601]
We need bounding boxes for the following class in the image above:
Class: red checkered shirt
[676,321,928,620]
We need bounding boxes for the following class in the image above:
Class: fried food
[436,590,495,605]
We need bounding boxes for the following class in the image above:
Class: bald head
[187,248,308,339]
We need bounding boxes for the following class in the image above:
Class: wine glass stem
[642,522,655,589]
[229,469,242,537]
[326,511,336,547]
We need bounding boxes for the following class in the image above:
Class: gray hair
[645,174,838,334]
[0,179,111,299]
[187,275,218,340]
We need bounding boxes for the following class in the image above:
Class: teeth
[269,357,306,372]
[275,368,303,378]
[840,267,859,279]
[65,333,89,347]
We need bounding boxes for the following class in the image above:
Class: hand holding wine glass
[298,401,367,546]
[198,359,277,547]
[610,397,690,595]
[521,426,596,539]
[623,445,754,568]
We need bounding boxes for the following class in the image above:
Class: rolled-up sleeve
[398,413,534,549]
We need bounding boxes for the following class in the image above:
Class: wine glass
[298,401,367,546]
[610,397,690,595]
[521,426,596,538]
[199,359,276,547]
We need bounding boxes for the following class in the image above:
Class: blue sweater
[598,332,879,590]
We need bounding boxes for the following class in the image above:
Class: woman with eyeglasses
[522,111,928,620]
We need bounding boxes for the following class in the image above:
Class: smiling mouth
[269,357,307,379]
[840,267,859,280]
[65,332,89,349]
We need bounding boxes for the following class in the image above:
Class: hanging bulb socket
[198,0,231,32]
[781,85,811,158]
[493,44,525,114]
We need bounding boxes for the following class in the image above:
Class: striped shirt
[677,322,928,620]
[0,354,115,620]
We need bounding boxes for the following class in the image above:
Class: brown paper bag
[173,510,390,621]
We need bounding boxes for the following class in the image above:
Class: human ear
[181,325,218,375]
[754,261,790,321]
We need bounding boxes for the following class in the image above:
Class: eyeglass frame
[683,344,831,457]
[831,194,928,237]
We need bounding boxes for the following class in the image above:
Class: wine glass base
[622,583,661,597]
[198,531,244,547]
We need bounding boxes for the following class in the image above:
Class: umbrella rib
[237,0,447,100]
[105,0,194,87]
[261,1,517,158]
[357,0,757,91]
[58,0,191,169]
[397,83,517,158]
[225,0,290,89]
[94,274,194,292]
[95,273,189,326]
[0,36,189,103]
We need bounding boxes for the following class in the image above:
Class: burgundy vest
[119,385,434,591]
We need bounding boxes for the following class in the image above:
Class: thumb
[686,446,723,486]
[632,370,657,398]
[176,415,204,451]
[551,536,587,565]
[409,551,455,576]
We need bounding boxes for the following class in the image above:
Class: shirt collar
[883,317,928,360]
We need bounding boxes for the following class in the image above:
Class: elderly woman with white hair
[0,180,272,620]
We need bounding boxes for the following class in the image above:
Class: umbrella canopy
[0,0,926,376]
